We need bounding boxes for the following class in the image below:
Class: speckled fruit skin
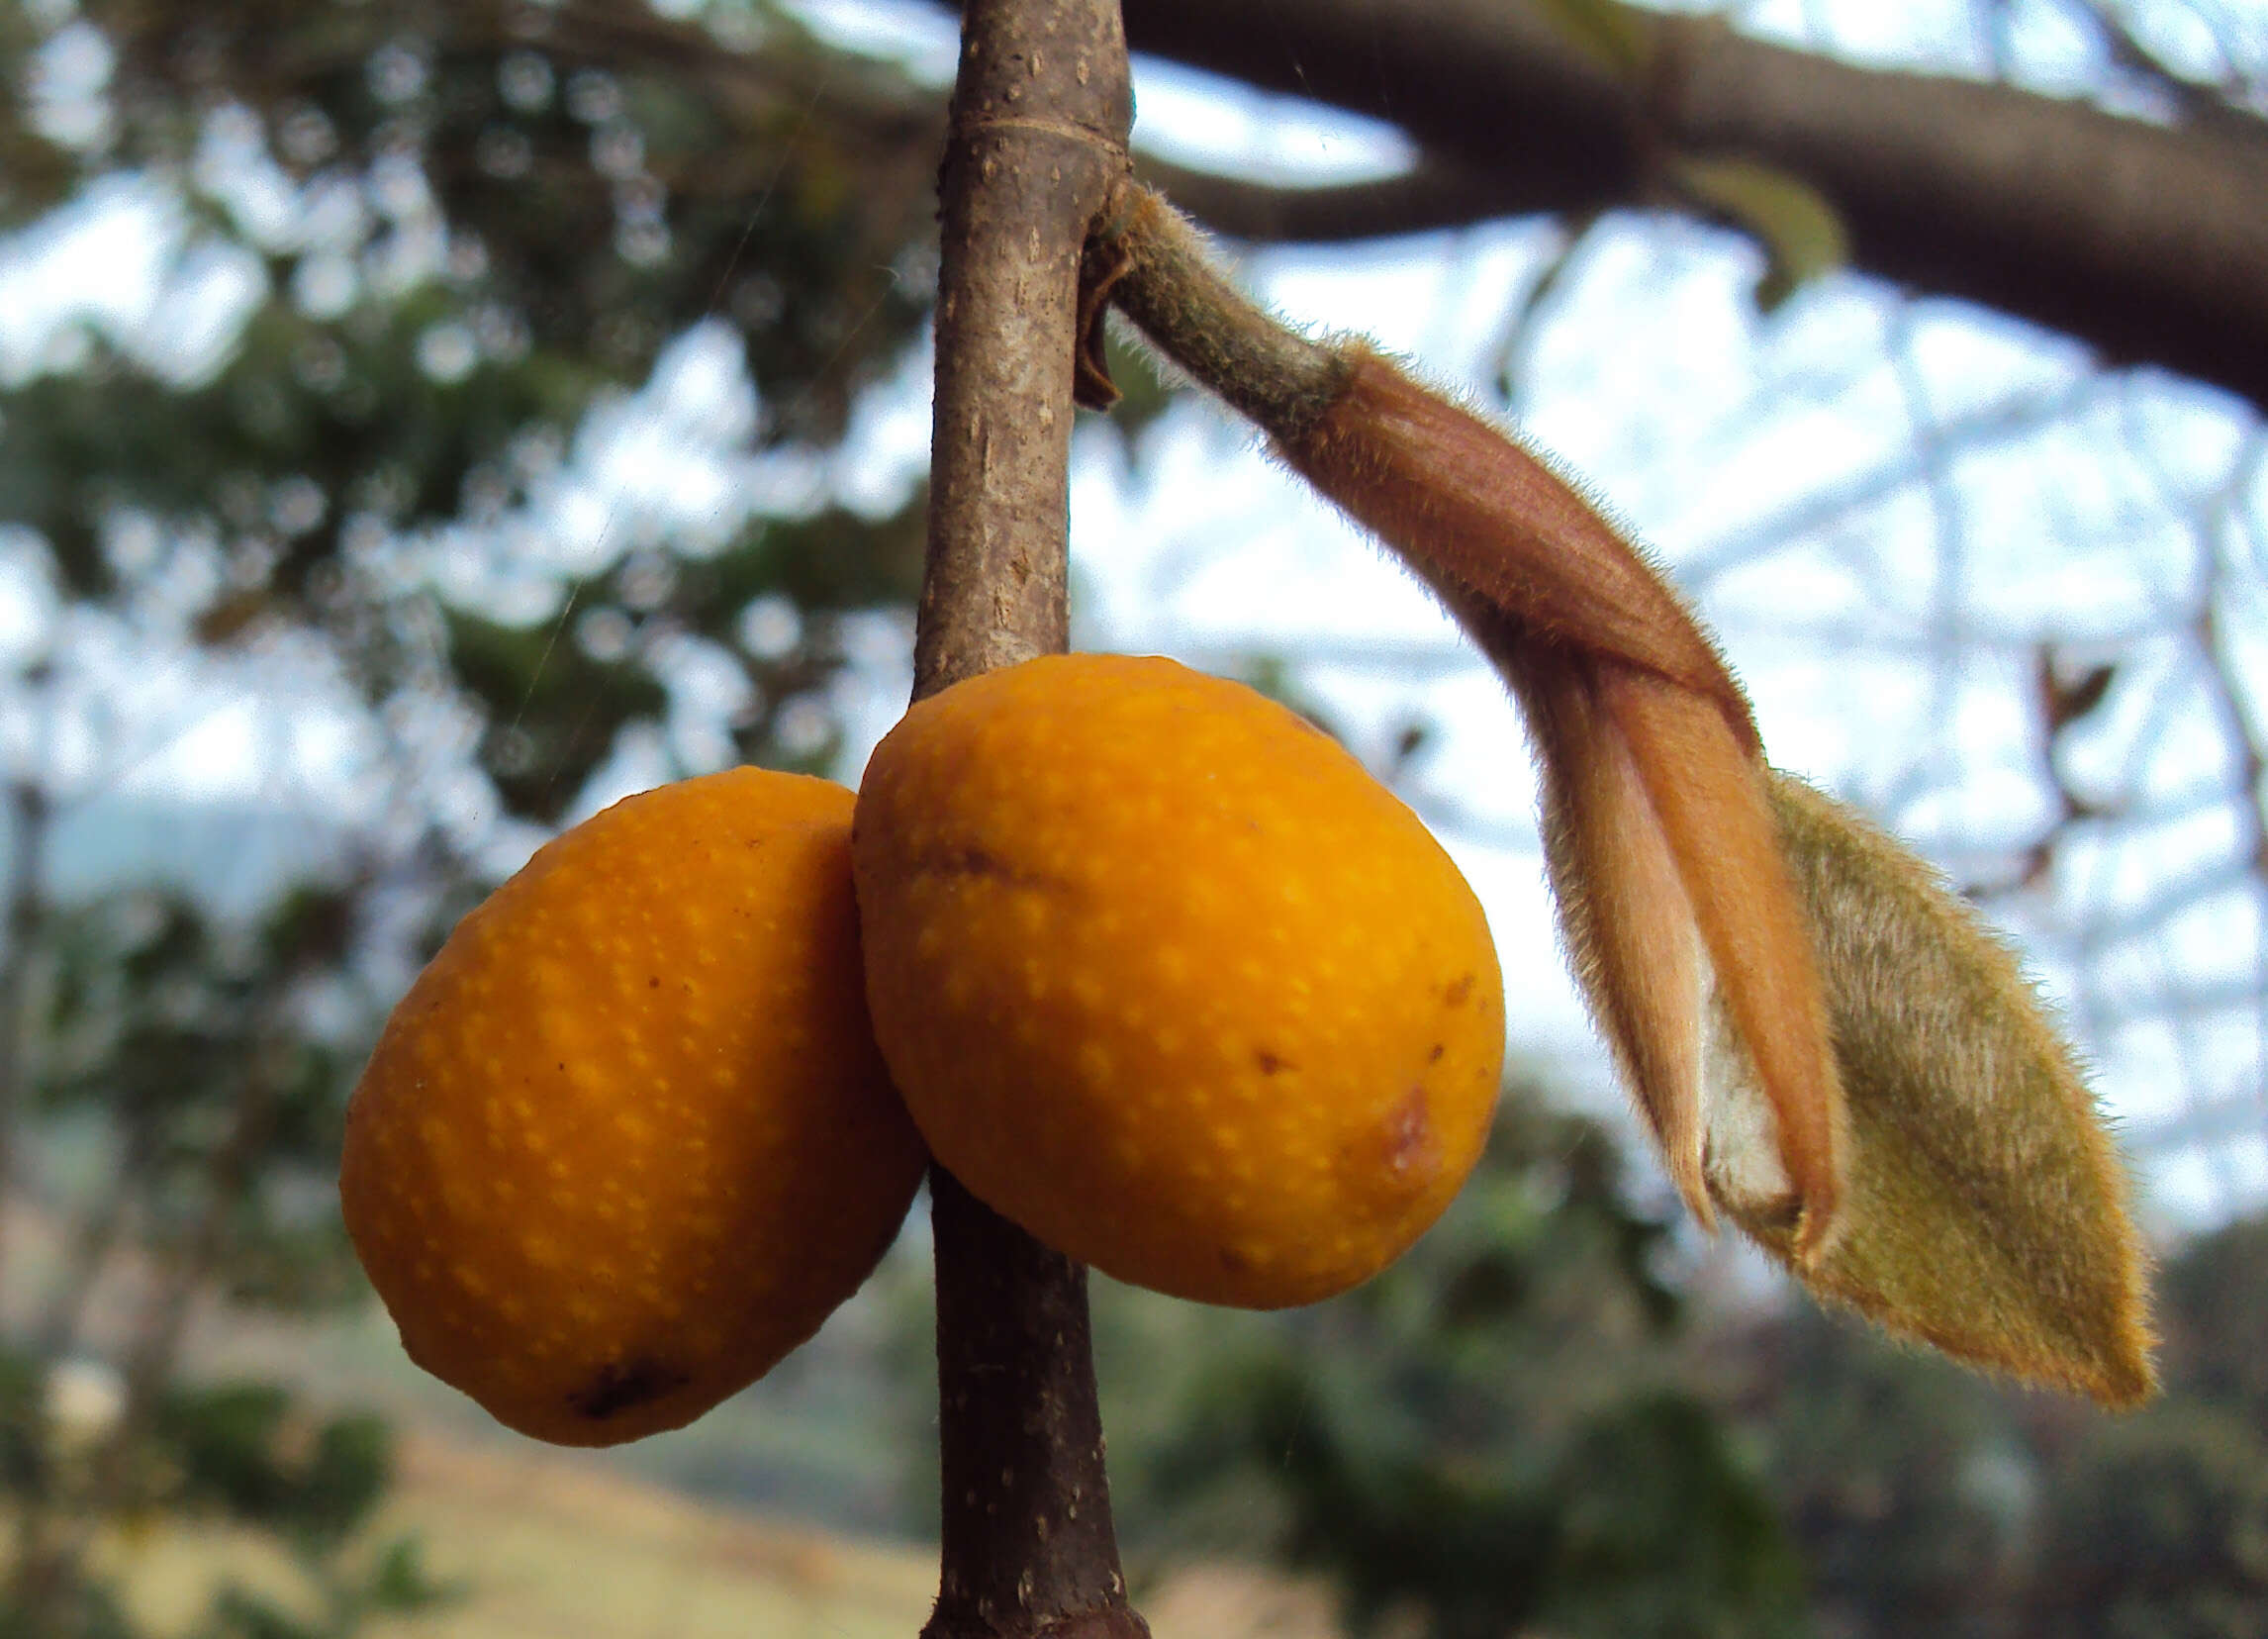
[339,768,925,1446]
[854,653,1505,1308]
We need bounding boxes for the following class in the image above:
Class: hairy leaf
[1714,775,2154,1406]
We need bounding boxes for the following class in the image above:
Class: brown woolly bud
[1505,645,1845,1257]
[1282,350,1757,749]
[1597,665,1844,1259]
[1288,357,1844,1261]
[1514,646,1712,1225]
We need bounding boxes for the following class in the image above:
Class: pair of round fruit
[340,654,1505,1445]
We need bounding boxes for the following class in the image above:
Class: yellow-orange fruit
[340,769,925,1446]
[854,653,1505,1307]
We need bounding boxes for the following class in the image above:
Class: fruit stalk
[918,2,1147,1636]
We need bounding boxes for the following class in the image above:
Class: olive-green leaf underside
[1669,155,1849,314]
[1528,0,1654,77]
[1725,774,2154,1407]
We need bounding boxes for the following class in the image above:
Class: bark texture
[1120,0,2268,412]
[918,0,1133,693]
[918,1,1144,1636]
[926,1173,1146,1639]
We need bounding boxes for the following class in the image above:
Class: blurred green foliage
[0,0,948,1629]
[4,0,946,823]
[0,1345,452,1637]
[33,886,370,1319]
[1075,1114,2268,1639]
[0,875,427,1636]
[1103,1084,1809,1639]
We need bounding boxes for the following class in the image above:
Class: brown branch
[0,771,48,1302]
[916,2,1142,1636]
[107,0,2268,410]
[1118,0,2268,414]
[1130,151,1530,242]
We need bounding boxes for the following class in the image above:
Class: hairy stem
[1092,185,1348,439]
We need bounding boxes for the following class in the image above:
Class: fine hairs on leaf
[1288,349,1756,734]
[1718,774,2156,1407]
[1092,182,2155,1403]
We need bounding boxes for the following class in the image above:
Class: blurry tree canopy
[1734,1205,2268,1639]
[0,882,451,1635]
[10,0,2257,426]
[3,0,940,840]
[0,0,950,1628]
[1083,1089,2268,1639]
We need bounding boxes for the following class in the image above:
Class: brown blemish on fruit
[570,1356,692,1421]
[1255,1049,1293,1075]
[914,847,1067,894]
[1427,1043,1444,1064]
[1444,974,1474,1007]
[934,845,1012,878]
[1383,1086,1439,1184]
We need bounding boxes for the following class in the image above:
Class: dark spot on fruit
[937,845,1010,878]
[1427,1042,1444,1063]
[569,1356,690,1421]
[917,847,1067,894]
[1218,1245,1251,1272]
[1256,1049,1294,1075]
[1443,974,1473,1007]
[648,976,660,989]
[1383,1086,1439,1184]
